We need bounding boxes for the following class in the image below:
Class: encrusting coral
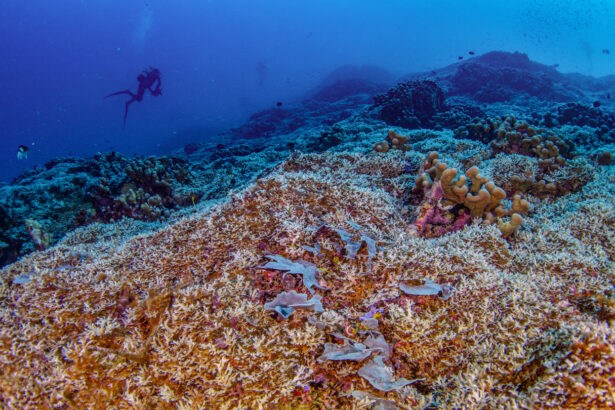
[0,150,613,408]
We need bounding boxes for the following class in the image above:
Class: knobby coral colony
[411,151,529,238]
[1,129,615,408]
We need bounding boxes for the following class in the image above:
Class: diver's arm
[150,78,162,96]
[150,78,161,93]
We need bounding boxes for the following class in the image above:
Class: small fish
[458,56,463,60]
[608,93,611,99]
[593,101,601,108]
[17,145,29,160]
[276,101,283,107]
[468,51,475,55]
[603,49,610,55]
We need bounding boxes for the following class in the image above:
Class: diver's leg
[105,90,136,99]
[123,101,132,128]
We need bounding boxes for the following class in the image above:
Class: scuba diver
[106,67,162,128]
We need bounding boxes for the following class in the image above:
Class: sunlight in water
[132,7,153,51]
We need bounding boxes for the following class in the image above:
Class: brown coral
[372,130,411,154]
[597,151,613,165]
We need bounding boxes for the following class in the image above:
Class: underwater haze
[1,0,614,182]
[4,0,615,407]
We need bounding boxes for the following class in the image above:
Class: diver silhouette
[106,67,162,128]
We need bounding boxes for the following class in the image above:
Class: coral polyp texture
[1,149,614,408]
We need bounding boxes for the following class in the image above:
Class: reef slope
[1,147,614,408]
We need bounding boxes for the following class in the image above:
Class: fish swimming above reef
[17,145,29,160]
[603,49,610,54]
[469,51,475,55]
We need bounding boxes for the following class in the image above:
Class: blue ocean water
[1,0,613,183]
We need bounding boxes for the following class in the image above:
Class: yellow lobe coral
[464,188,491,217]
[511,194,530,214]
[415,151,530,237]
[486,186,506,212]
[440,168,459,202]
[386,130,411,151]
[465,166,489,194]
[372,141,390,153]
[498,213,523,237]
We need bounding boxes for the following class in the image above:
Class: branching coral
[0,151,613,408]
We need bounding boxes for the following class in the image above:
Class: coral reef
[372,130,411,153]
[410,152,529,238]
[372,80,447,128]
[309,78,389,103]
[550,102,615,129]
[597,151,613,165]
[1,51,615,408]
[487,153,595,199]
[449,60,577,103]
[456,115,574,160]
[223,78,382,141]
[1,151,613,408]
[89,155,194,223]
[454,116,596,198]
[0,150,275,268]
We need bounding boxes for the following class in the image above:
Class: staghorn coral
[487,153,595,199]
[0,151,614,408]
[529,322,615,408]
